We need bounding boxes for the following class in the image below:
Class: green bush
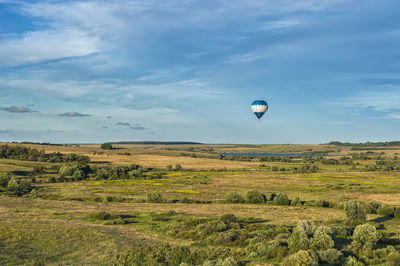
[365,201,381,214]
[288,227,309,252]
[291,197,302,206]
[224,192,245,203]
[352,223,379,246]
[387,250,400,266]
[329,224,349,237]
[282,250,318,266]
[317,248,343,264]
[309,226,334,251]
[100,143,114,150]
[88,211,120,220]
[377,204,394,217]
[246,190,266,204]
[147,192,163,203]
[0,172,12,187]
[220,214,237,224]
[345,256,364,266]
[345,200,367,225]
[6,177,32,196]
[394,208,400,218]
[273,192,290,205]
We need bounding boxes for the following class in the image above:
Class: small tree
[100,143,114,150]
[273,192,290,205]
[246,190,266,204]
[309,226,334,251]
[352,223,379,246]
[147,192,163,203]
[224,192,245,203]
[345,200,366,225]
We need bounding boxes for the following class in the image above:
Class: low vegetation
[2,142,400,264]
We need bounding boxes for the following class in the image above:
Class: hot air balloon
[251,100,268,120]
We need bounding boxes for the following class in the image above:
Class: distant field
[2,143,400,264]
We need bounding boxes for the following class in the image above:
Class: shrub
[345,200,367,225]
[147,192,163,203]
[387,250,400,266]
[220,214,237,224]
[317,249,343,264]
[246,190,266,204]
[0,172,12,187]
[365,201,381,214]
[309,226,334,251]
[345,256,364,266]
[377,204,394,217]
[295,220,318,237]
[100,143,114,150]
[288,227,309,252]
[6,177,32,196]
[224,192,245,203]
[175,164,183,170]
[394,208,400,218]
[329,224,348,237]
[282,250,318,266]
[273,192,290,206]
[88,211,120,220]
[352,223,379,246]
[254,240,281,259]
[291,197,302,206]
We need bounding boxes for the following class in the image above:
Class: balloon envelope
[251,100,268,120]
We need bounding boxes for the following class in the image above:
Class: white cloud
[0,29,98,67]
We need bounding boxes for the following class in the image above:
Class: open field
[2,142,400,264]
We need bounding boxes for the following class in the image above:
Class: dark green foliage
[224,192,245,203]
[377,205,394,217]
[245,190,266,204]
[6,177,32,196]
[147,192,163,203]
[100,143,114,150]
[0,145,89,163]
[345,200,367,225]
[273,192,290,205]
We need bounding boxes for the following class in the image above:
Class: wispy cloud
[0,106,36,113]
[59,112,90,117]
[130,123,146,130]
[116,122,130,126]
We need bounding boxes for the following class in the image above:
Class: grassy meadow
[2,142,400,265]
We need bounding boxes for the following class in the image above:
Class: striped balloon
[251,100,268,120]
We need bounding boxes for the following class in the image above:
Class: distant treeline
[0,145,89,163]
[327,141,400,147]
[3,142,76,147]
[108,141,203,145]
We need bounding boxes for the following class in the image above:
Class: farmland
[2,142,400,265]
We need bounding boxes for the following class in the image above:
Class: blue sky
[0,0,400,144]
